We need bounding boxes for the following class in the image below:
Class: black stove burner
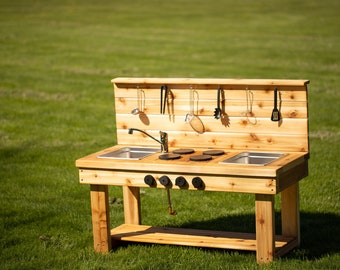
[190,154,212,161]
[173,148,195,155]
[159,153,181,160]
[161,149,224,161]
[202,149,225,156]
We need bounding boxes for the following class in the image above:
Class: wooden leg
[281,182,300,245]
[123,186,141,225]
[90,184,111,252]
[255,194,275,264]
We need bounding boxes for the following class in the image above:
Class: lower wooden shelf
[111,224,297,255]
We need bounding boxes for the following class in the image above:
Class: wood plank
[115,98,308,118]
[255,194,275,264]
[90,185,111,252]
[115,115,308,134]
[281,183,300,245]
[275,238,299,257]
[113,88,308,101]
[79,169,278,194]
[110,224,295,251]
[111,77,309,87]
[276,161,308,192]
[123,186,141,225]
[116,129,309,152]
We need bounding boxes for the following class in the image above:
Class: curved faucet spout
[128,128,168,153]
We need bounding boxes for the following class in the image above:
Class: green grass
[1,0,339,269]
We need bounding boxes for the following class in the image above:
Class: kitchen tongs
[160,85,168,114]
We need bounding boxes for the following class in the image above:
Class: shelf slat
[111,224,295,252]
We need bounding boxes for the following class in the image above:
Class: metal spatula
[271,88,281,121]
[214,86,222,119]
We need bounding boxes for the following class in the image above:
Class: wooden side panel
[112,79,309,153]
[79,169,277,194]
[276,160,308,192]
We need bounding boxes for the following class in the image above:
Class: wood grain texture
[80,168,278,194]
[112,78,309,153]
[281,183,300,244]
[90,185,111,252]
[110,224,295,251]
[111,77,309,87]
[256,194,275,264]
[123,186,141,225]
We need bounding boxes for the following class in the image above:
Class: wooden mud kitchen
[76,78,310,264]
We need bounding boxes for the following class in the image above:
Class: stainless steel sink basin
[97,147,159,160]
[219,152,285,166]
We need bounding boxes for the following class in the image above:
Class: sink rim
[97,146,160,160]
[219,151,286,166]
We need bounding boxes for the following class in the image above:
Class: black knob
[192,177,204,189]
[159,175,171,187]
[144,175,156,186]
[175,176,187,187]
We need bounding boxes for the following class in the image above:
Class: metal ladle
[185,87,205,134]
[131,87,144,115]
[185,87,195,122]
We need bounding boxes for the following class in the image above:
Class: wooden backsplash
[111,78,309,153]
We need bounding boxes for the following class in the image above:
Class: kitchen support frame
[77,78,309,264]
[87,180,300,264]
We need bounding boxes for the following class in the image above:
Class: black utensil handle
[160,85,164,114]
[162,85,168,114]
[274,88,278,108]
[217,86,221,110]
[160,85,167,114]
[161,85,168,114]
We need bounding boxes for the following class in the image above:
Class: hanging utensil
[214,86,222,119]
[160,85,168,114]
[242,88,257,125]
[220,89,230,127]
[131,86,143,115]
[271,88,281,122]
[185,86,195,123]
[160,85,164,114]
[166,89,175,122]
[159,176,177,215]
[185,87,205,134]
[166,188,177,215]
[163,85,168,115]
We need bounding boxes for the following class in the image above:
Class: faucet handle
[159,131,168,153]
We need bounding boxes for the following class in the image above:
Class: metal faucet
[128,128,168,153]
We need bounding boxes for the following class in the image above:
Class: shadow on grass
[178,211,340,260]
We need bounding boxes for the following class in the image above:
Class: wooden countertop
[76,145,308,178]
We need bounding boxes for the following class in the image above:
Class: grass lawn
[0,0,339,269]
